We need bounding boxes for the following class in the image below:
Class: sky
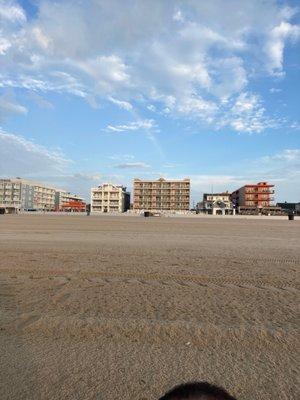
[0,0,299,204]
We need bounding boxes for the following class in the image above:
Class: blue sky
[0,0,299,203]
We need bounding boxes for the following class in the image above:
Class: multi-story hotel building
[0,178,85,213]
[30,181,56,211]
[55,191,86,212]
[133,178,190,212]
[91,183,130,213]
[231,182,274,208]
[0,178,57,212]
[0,179,22,212]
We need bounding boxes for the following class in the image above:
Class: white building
[0,178,56,212]
[91,183,130,213]
[198,192,235,215]
[0,179,22,213]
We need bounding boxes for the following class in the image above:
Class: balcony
[245,189,274,194]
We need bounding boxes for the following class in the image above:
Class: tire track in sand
[77,271,299,293]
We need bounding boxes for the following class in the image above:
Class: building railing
[245,189,274,194]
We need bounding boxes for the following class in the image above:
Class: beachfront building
[55,191,86,212]
[91,183,130,213]
[201,192,235,215]
[277,202,300,215]
[231,182,275,213]
[0,178,22,213]
[27,181,56,211]
[133,178,190,213]
[0,178,57,212]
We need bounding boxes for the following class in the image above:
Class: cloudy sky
[0,0,299,203]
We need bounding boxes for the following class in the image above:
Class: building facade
[200,192,234,215]
[55,191,86,212]
[0,179,22,213]
[0,178,57,212]
[133,178,190,212]
[277,202,300,215]
[29,181,56,211]
[0,178,87,213]
[231,182,274,209]
[91,183,130,213]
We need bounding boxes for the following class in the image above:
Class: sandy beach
[0,214,299,400]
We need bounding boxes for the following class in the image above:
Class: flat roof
[203,193,230,196]
[134,178,190,182]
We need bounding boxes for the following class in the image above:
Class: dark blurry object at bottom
[159,381,237,400]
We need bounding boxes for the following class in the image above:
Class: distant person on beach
[159,382,237,400]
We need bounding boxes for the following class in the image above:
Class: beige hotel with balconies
[133,178,190,213]
[91,183,130,213]
[0,178,56,212]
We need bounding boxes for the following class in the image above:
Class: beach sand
[0,214,299,400]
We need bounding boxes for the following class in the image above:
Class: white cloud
[0,130,72,176]
[190,174,245,187]
[254,149,300,200]
[49,71,87,97]
[0,37,11,55]
[31,172,111,200]
[173,9,184,23]
[269,88,282,93]
[264,22,300,75]
[188,149,300,201]
[0,73,88,98]
[0,92,28,121]
[170,61,211,90]
[147,104,156,112]
[106,119,156,133]
[28,92,54,109]
[232,92,259,113]
[114,162,150,169]
[32,27,52,49]
[71,172,102,182]
[262,149,300,163]
[162,174,246,202]
[207,57,247,100]
[289,121,300,130]
[108,154,135,161]
[176,95,217,115]
[163,163,179,169]
[108,97,133,110]
[0,0,26,23]
[75,55,131,93]
[217,92,279,133]
[0,0,299,132]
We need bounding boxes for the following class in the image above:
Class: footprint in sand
[53,292,71,304]
[15,314,40,332]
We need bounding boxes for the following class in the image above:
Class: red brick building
[231,182,274,208]
[55,190,86,212]
[60,199,86,212]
